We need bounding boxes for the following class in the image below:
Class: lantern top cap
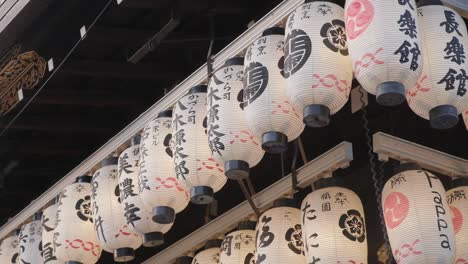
[237,220,257,231]
[224,57,244,67]
[75,175,92,183]
[417,0,443,7]
[304,0,339,4]
[101,156,118,166]
[316,176,344,189]
[452,178,468,188]
[205,239,223,249]
[188,85,208,94]
[157,109,173,118]
[131,135,141,146]
[175,256,193,264]
[393,162,422,174]
[272,198,298,208]
[262,27,285,36]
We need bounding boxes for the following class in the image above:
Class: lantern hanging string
[358,86,393,263]
[245,177,256,195]
[290,140,300,192]
[236,178,260,217]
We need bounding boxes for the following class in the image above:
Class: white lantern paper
[118,138,173,247]
[345,0,423,106]
[406,2,468,129]
[207,57,264,179]
[173,85,227,204]
[18,215,42,264]
[92,158,142,262]
[301,185,367,263]
[255,198,305,263]
[42,204,59,263]
[139,110,189,224]
[285,1,353,127]
[382,164,455,264]
[54,176,101,264]
[0,233,19,264]
[446,180,468,263]
[243,27,304,153]
[192,240,222,264]
[219,221,256,264]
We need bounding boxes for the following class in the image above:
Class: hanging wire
[290,140,300,191]
[0,0,115,137]
[237,179,261,217]
[245,177,256,195]
[358,86,393,263]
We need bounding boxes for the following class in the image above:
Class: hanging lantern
[119,136,173,247]
[92,158,142,262]
[18,213,42,264]
[207,57,265,179]
[345,0,423,106]
[255,198,305,263]
[192,239,222,264]
[42,203,59,263]
[405,1,468,129]
[285,0,353,127]
[382,163,455,263]
[301,178,367,263]
[220,221,256,264]
[176,256,194,264]
[173,85,227,204]
[139,110,189,224]
[446,178,468,264]
[0,231,19,264]
[55,176,102,264]
[242,27,304,153]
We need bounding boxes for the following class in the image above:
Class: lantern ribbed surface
[42,204,59,263]
[301,186,368,263]
[55,180,101,264]
[0,235,19,264]
[345,0,423,106]
[447,185,468,263]
[219,228,256,264]
[285,1,353,127]
[18,220,42,264]
[255,200,305,263]
[91,160,142,261]
[207,58,264,179]
[118,143,173,246]
[192,247,221,264]
[139,113,189,219]
[382,166,455,264]
[406,4,468,129]
[243,28,304,150]
[173,87,227,204]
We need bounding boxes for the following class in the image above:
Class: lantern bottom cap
[429,105,459,130]
[114,247,135,262]
[143,232,164,247]
[225,160,250,180]
[190,186,214,204]
[303,104,330,127]
[262,131,288,154]
[376,81,405,106]
[152,206,175,224]
[65,262,83,264]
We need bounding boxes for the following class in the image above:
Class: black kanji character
[120,178,137,200]
[440,10,462,37]
[124,202,141,227]
[444,36,465,65]
[398,10,417,38]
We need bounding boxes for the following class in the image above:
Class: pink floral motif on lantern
[155,177,189,200]
[271,100,301,118]
[115,225,139,238]
[456,258,468,264]
[345,0,374,40]
[196,158,224,173]
[406,75,430,105]
[383,192,410,229]
[393,239,423,263]
[353,48,384,76]
[65,239,101,257]
[311,73,351,94]
[450,206,463,234]
[229,131,259,146]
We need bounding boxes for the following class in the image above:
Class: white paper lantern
[219,221,256,264]
[173,85,227,204]
[91,158,142,262]
[0,233,19,264]
[118,137,173,247]
[192,240,222,264]
[382,163,455,264]
[207,57,265,179]
[405,1,468,129]
[285,0,353,127]
[255,198,305,263]
[55,176,102,264]
[301,183,368,263]
[18,214,42,264]
[42,204,59,263]
[446,179,468,264]
[243,27,304,153]
[345,0,423,106]
[139,110,189,224]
